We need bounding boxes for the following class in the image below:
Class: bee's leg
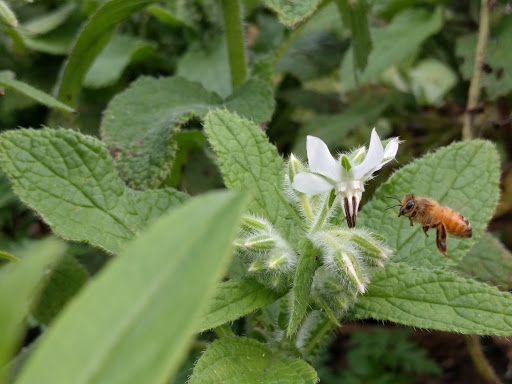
[422,226,429,237]
[435,223,448,258]
[409,219,414,226]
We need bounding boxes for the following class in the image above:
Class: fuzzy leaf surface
[358,140,500,269]
[262,0,320,27]
[0,238,66,377]
[349,263,512,336]
[0,71,74,113]
[13,191,247,384]
[198,280,281,332]
[101,76,273,189]
[204,109,293,238]
[339,7,443,92]
[0,128,187,254]
[453,233,512,290]
[189,337,317,383]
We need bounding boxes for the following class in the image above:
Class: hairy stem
[465,335,503,384]
[462,0,490,140]
[222,0,247,89]
[214,324,235,338]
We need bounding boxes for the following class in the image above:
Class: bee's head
[398,194,415,217]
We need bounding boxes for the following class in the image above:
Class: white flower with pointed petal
[292,128,399,228]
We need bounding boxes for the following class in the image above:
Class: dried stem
[462,0,490,140]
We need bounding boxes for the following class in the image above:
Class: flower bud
[248,259,266,273]
[351,233,391,261]
[288,154,305,182]
[245,234,276,250]
[331,249,366,293]
[240,215,270,232]
[267,253,289,270]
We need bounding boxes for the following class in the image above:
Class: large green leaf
[84,34,155,89]
[56,0,159,106]
[453,233,512,290]
[339,7,443,92]
[349,263,512,336]
[189,337,317,383]
[0,238,66,381]
[0,72,74,113]
[14,191,247,384]
[0,0,17,27]
[0,128,187,254]
[198,280,281,332]
[262,0,321,27]
[455,20,512,99]
[101,76,274,190]
[204,109,294,238]
[358,140,500,269]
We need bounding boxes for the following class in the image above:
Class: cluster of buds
[232,129,398,317]
[234,214,297,291]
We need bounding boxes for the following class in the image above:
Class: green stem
[214,324,235,338]
[0,250,20,262]
[465,335,503,384]
[222,0,247,89]
[302,317,335,359]
[462,0,490,140]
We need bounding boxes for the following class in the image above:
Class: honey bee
[386,194,472,257]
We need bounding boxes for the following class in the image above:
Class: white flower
[291,128,399,228]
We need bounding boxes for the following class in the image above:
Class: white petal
[383,137,399,160]
[292,172,334,195]
[306,136,341,182]
[351,128,384,179]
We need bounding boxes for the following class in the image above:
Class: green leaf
[189,337,318,383]
[453,233,512,290]
[13,191,248,384]
[358,140,500,269]
[262,0,321,28]
[23,27,75,55]
[83,34,154,88]
[147,5,195,29]
[176,37,231,98]
[56,0,159,106]
[32,255,88,325]
[339,7,443,92]
[21,3,76,35]
[0,71,74,114]
[204,109,293,238]
[408,58,457,105]
[288,239,320,335]
[0,238,66,379]
[0,0,17,27]
[101,76,273,190]
[0,128,188,254]
[335,0,372,71]
[276,31,346,81]
[198,280,281,332]
[349,263,512,336]
[455,20,512,99]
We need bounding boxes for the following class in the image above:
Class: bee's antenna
[384,204,401,211]
[385,196,401,202]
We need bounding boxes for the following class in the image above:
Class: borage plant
[0,1,511,384]
[0,108,509,383]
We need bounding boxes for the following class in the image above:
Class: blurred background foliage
[1,0,512,383]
